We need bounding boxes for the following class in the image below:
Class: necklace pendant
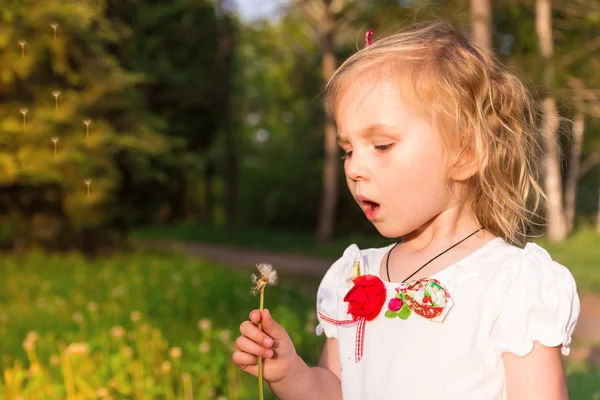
[384,278,453,322]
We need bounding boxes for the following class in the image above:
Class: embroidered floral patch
[384,278,453,322]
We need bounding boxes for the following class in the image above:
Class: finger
[240,321,274,348]
[236,336,273,358]
[232,350,257,368]
[249,310,261,324]
[260,309,288,340]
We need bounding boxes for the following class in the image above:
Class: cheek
[381,139,448,198]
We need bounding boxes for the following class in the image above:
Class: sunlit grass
[0,250,323,399]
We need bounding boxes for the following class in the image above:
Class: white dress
[315,237,580,400]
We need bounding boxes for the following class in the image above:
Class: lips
[356,195,380,220]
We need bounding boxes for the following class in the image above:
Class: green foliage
[0,0,232,249]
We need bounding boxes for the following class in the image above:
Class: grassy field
[0,246,598,399]
[0,250,323,399]
[134,223,600,294]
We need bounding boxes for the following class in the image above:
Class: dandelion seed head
[111,325,125,339]
[198,342,210,353]
[198,318,212,331]
[130,310,142,322]
[122,346,133,359]
[218,329,231,343]
[169,346,182,359]
[251,263,277,295]
[161,361,171,375]
[72,311,83,324]
[257,263,277,285]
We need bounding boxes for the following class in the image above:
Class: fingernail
[263,337,272,347]
[265,349,273,358]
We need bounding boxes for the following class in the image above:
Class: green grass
[0,249,324,399]
[535,228,600,294]
[134,223,600,294]
[0,248,598,398]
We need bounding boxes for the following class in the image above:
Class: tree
[290,0,376,242]
[536,0,568,241]
[0,0,220,251]
[470,0,492,51]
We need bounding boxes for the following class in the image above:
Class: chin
[371,221,405,240]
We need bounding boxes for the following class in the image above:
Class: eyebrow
[336,123,395,145]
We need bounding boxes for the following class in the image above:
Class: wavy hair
[324,20,546,245]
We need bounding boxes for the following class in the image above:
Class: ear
[449,145,479,182]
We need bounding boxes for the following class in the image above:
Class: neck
[401,204,483,252]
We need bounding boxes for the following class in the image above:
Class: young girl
[232,20,580,399]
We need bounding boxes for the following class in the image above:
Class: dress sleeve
[315,244,361,339]
[490,243,580,356]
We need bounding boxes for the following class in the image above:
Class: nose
[345,150,369,182]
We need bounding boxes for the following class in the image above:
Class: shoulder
[487,241,580,356]
[477,239,576,285]
[487,240,577,289]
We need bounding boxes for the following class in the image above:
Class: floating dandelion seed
[50,23,59,41]
[52,91,60,109]
[18,40,26,58]
[51,137,59,155]
[84,179,92,197]
[83,119,91,137]
[250,263,278,400]
[20,108,28,126]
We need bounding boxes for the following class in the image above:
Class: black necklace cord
[385,227,485,283]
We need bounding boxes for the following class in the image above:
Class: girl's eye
[341,150,352,160]
[374,143,394,152]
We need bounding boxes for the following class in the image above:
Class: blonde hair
[325,20,545,245]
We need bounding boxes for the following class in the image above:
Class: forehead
[334,74,425,138]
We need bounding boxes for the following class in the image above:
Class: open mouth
[357,198,380,220]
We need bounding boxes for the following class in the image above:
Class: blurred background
[0,0,599,398]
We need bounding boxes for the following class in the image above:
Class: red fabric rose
[343,274,386,321]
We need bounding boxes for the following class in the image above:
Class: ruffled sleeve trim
[490,243,580,357]
[315,244,362,338]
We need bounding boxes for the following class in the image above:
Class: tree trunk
[564,111,584,233]
[315,0,338,243]
[203,161,215,224]
[470,0,492,51]
[536,0,568,242]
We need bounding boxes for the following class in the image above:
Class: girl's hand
[233,308,298,383]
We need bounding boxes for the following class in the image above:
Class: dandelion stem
[258,285,265,400]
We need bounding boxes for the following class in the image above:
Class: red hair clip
[365,29,374,47]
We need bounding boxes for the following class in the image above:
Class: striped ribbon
[318,312,366,363]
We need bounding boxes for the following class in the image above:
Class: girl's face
[335,76,458,238]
